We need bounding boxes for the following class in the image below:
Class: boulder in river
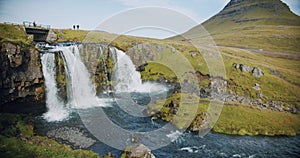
[122,144,156,158]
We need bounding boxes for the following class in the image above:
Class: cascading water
[41,45,110,121]
[60,46,99,108]
[41,53,69,122]
[114,48,166,93]
[41,44,166,121]
[114,48,143,92]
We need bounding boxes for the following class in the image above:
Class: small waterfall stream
[60,46,98,108]
[41,44,166,122]
[41,53,69,121]
[114,48,166,93]
[41,45,109,121]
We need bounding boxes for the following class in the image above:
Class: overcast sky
[0,0,299,38]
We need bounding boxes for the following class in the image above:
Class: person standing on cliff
[77,25,79,30]
[73,25,75,30]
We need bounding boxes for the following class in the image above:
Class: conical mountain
[170,0,300,54]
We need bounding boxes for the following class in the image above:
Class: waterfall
[41,53,69,122]
[41,44,166,122]
[114,48,143,92]
[41,45,110,122]
[60,46,99,108]
[114,48,166,93]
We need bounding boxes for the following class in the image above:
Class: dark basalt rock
[0,41,45,114]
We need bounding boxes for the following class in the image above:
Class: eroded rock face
[4,42,23,68]
[0,42,45,113]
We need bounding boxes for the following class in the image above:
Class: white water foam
[166,130,183,142]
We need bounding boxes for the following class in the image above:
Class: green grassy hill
[170,0,300,54]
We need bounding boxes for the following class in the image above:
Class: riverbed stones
[47,127,96,148]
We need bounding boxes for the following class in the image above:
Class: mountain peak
[170,0,300,54]
[215,0,297,22]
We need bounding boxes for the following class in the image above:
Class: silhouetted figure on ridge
[73,25,75,30]
[33,21,36,27]
[77,25,79,30]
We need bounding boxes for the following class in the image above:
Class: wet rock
[252,67,264,78]
[123,144,155,158]
[136,63,148,72]
[103,152,115,158]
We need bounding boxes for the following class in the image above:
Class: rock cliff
[0,41,45,113]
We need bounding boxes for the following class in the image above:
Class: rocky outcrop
[199,77,297,113]
[122,144,156,158]
[0,42,45,113]
[126,43,175,67]
[136,63,148,72]
[252,67,264,78]
[233,63,264,78]
[189,112,210,132]
[79,44,116,93]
